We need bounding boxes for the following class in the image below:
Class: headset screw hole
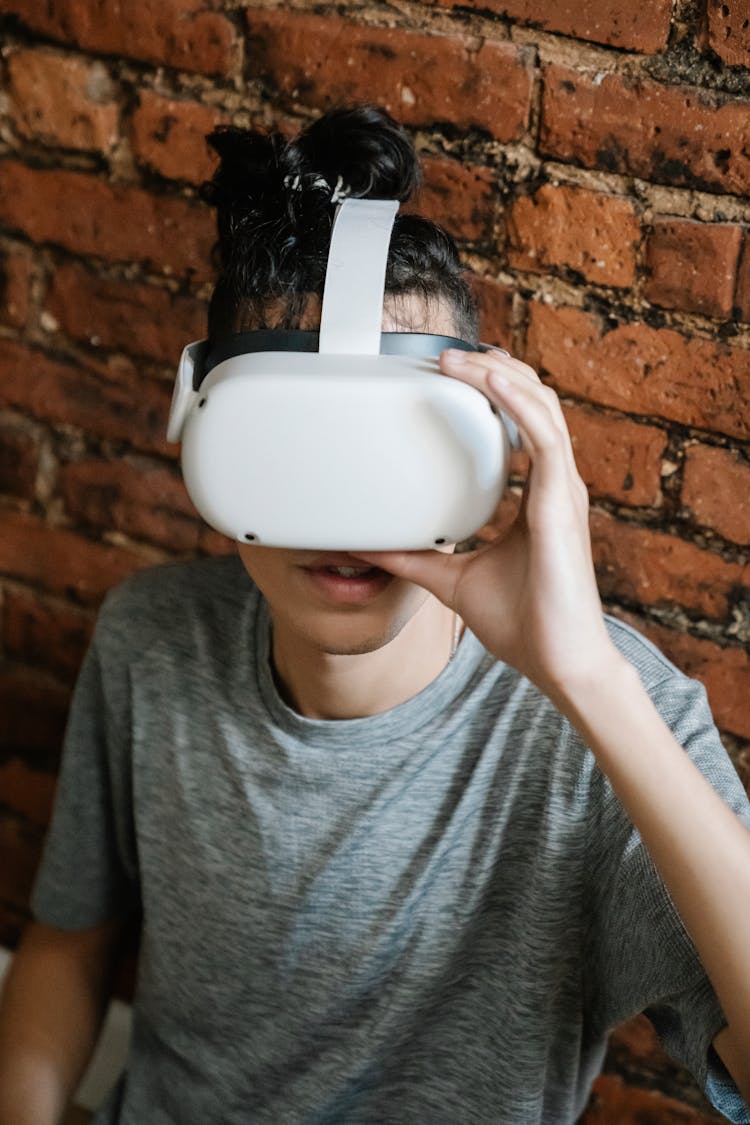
[434,538,446,545]
[198,398,206,408]
[244,533,256,542]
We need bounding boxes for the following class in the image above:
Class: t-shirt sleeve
[582,657,750,1123]
[31,603,140,929]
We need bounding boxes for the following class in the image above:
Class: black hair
[201,105,478,343]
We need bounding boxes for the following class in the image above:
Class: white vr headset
[168,198,519,550]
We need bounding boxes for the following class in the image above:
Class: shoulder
[603,614,750,819]
[604,614,690,690]
[96,553,256,653]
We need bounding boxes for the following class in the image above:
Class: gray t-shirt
[32,555,750,1124]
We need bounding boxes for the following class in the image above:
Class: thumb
[351,549,463,607]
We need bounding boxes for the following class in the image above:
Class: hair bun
[202,127,299,254]
[293,105,420,202]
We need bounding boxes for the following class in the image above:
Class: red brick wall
[0,2,748,1119]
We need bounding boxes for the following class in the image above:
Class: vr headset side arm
[167,339,209,444]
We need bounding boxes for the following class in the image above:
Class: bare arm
[556,658,750,1108]
[0,917,125,1125]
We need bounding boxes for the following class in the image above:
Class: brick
[131,90,223,186]
[581,1072,722,1123]
[0,903,31,951]
[0,509,151,606]
[472,276,514,348]
[476,486,525,545]
[629,619,750,742]
[7,0,238,76]
[606,1012,733,1109]
[541,64,750,196]
[645,219,742,318]
[0,760,56,827]
[608,1014,674,1072]
[0,339,173,456]
[562,404,666,506]
[45,261,206,366]
[590,509,749,620]
[707,0,750,67]
[410,157,497,243]
[0,243,34,329]
[0,418,39,499]
[507,184,640,287]
[60,458,204,553]
[0,812,46,909]
[428,0,673,52]
[525,302,750,441]
[735,235,750,322]
[0,665,70,762]
[0,161,214,281]
[3,590,94,685]
[245,11,533,142]
[7,48,118,153]
[681,443,750,546]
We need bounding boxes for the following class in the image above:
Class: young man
[0,106,748,1125]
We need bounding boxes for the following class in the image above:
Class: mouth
[319,564,381,578]
[300,558,393,603]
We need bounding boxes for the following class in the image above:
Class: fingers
[350,548,468,607]
[440,348,581,488]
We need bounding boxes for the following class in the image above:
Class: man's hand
[355,346,622,699]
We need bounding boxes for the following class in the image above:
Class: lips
[300,555,392,604]
[322,565,379,578]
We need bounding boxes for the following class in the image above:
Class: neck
[270,599,461,720]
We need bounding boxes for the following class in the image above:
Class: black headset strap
[197,331,477,389]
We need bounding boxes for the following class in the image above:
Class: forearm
[0,922,118,1125]
[553,656,750,1102]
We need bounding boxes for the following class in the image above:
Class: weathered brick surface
[5,0,238,76]
[0,760,57,827]
[590,509,749,619]
[633,621,750,742]
[0,812,46,910]
[0,243,34,329]
[60,458,205,553]
[0,509,151,606]
[3,590,94,685]
[541,64,750,195]
[46,261,206,365]
[525,302,750,441]
[472,276,515,348]
[7,48,118,153]
[563,403,666,506]
[681,443,750,546]
[428,0,673,52]
[245,10,533,142]
[130,90,223,185]
[0,339,173,456]
[0,161,214,281]
[644,219,743,318]
[735,235,750,322]
[0,418,39,499]
[0,664,71,761]
[507,184,640,287]
[414,157,498,243]
[707,0,750,66]
[581,1073,722,1123]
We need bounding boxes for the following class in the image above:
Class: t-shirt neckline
[254,595,487,747]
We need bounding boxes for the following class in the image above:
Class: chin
[319,636,394,657]
[312,620,404,657]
